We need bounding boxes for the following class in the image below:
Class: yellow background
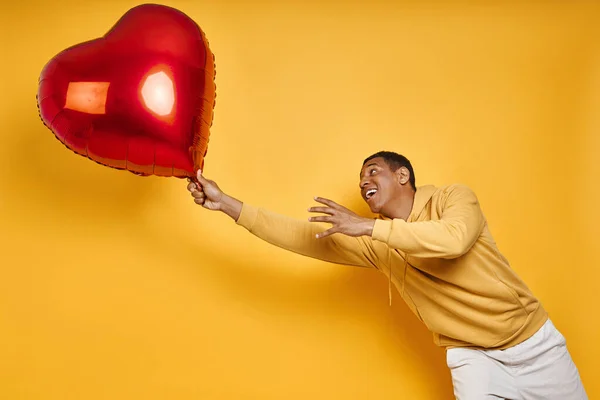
[1,0,598,398]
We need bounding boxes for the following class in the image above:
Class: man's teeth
[366,189,377,199]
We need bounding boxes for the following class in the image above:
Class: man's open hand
[308,197,375,239]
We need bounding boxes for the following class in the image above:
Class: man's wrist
[363,219,376,237]
[219,194,243,221]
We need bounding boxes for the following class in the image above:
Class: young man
[186,151,587,399]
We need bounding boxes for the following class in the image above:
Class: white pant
[446,319,587,400]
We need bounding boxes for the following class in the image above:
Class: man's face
[359,157,400,214]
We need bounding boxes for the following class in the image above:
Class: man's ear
[396,167,410,186]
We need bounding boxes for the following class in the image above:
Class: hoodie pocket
[414,286,528,349]
[415,305,461,347]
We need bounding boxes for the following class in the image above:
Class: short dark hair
[363,151,416,190]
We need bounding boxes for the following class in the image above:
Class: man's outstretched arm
[187,170,379,269]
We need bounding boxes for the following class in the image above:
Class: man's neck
[384,189,416,221]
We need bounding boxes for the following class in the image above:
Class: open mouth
[365,188,378,201]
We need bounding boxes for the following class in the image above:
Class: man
[186,151,587,399]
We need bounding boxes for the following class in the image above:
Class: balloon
[36,3,216,178]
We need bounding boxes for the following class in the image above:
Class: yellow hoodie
[235,183,548,350]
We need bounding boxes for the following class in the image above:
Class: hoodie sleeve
[236,203,379,268]
[371,184,485,259]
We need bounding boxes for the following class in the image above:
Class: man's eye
[370,169,377,174]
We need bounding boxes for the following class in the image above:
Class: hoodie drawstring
[388,268,392,306]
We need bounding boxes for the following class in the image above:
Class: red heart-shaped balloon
[37,3,216,178]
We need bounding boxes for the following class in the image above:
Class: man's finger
[196,169,209,185]
[314,197,350,212]
[313,197,337,207]
[315,197,355,214]
[316,227,337,239]
[308,216,333,223]
[192,191,205,199]
[308,206,335,215]
[187,182,198,192]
